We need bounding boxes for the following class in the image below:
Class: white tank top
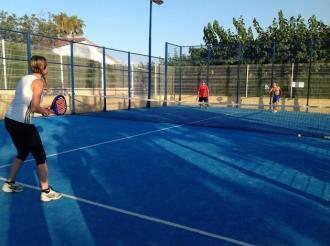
[6,74,39,124]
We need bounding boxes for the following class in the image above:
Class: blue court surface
[0,113,330,246]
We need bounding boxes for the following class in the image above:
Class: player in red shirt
[197,80,209,109]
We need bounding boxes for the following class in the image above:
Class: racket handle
[42,108,51,116]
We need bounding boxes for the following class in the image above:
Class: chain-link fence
[0,29,165,118]
[165,41,330,112]
[1,28,329,119]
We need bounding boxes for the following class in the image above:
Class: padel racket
[50,95,67,115]
[264,84,270,92]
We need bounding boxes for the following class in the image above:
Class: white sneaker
[41,187,62,202]
[2,181,24,193]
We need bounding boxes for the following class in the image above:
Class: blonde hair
[30,55,48,85]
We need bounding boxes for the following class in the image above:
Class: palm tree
[53,12,69,37]
[53,13,85,39]
[68,15,85,39]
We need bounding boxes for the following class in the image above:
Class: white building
[52,37,119,65]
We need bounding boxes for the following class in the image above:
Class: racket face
[51,95,67,115]
[264,84,270,91]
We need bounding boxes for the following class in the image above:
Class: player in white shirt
[2,55,62,202]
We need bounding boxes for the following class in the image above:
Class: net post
[26,32,32,74]
[306,40,314,108]
[70,41,76,114]
[163,42,168,106]
[128,52,132,109]
[102,47,107,112]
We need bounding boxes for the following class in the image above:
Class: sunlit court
[1,0,330,245]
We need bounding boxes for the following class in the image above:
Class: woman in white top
[2,55,62,202]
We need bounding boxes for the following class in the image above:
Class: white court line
[0,114,237,169]
[0,176,254,246]
[0,163,13,169]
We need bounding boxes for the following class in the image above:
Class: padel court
[1,105,330,246]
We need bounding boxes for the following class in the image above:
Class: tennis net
[70,94,330,139]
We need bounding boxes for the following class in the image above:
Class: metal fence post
[128,52,131,109]
[269,41,276,108]
[70,41,75,114]
[26,32,32,74]
[271,41,276,84]
[179,45,183,102]
[306,40,314,107]
[163,42,168,106]
[1,39,8,89]
[207,45,211,86]
[290,62,294,98]
[102,47,107,112]
[245,64,249,97]
[236,43,242,107]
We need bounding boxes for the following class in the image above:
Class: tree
[0,11,86,40]
[52,13,85,39]
[53,12,70,37]
[68,15,85,39]
[0,11,18,30]
[36,13,58,37]
[18,14,39,33]
[203,20,238,64]
[201,11,330,64]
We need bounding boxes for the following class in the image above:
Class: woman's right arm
[31,79,50,116]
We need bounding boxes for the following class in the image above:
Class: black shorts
[5,117,46,164]
[199,97,208,102]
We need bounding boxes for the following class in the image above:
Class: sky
[1,0,329,57]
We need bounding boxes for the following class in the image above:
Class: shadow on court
[0,115,330,245]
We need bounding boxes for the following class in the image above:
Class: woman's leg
[4,118,29,183]
[36,162,49,190]
[2,157,25,192]
[30,125,49,190]
[6,158,24,182]
[30,126,62,201]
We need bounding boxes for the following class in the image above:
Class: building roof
[52,37,120,65]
